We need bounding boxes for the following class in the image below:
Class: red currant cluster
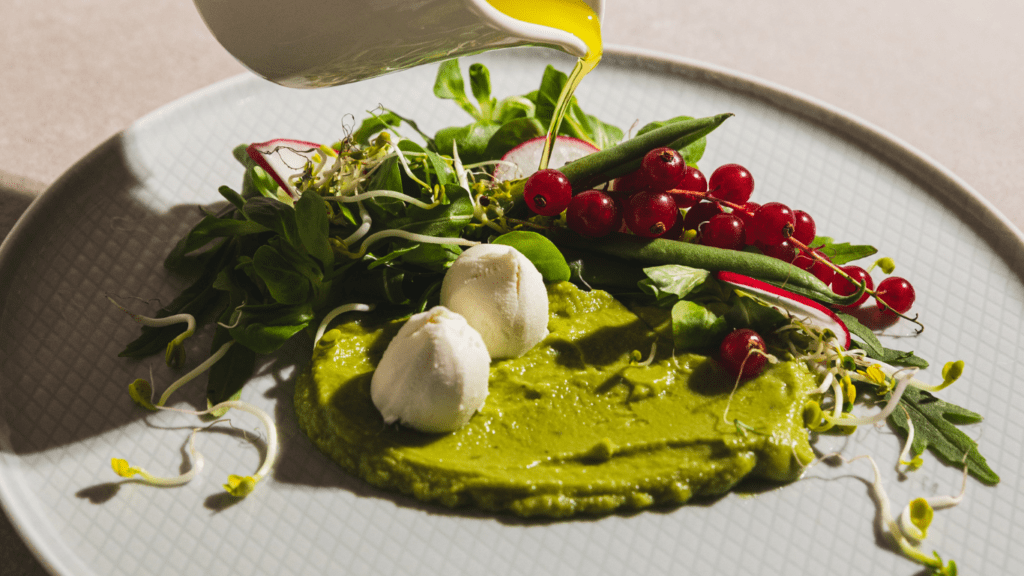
[521,146,917,320]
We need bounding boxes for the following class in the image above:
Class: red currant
[793,249,836,285]
[751,202,796,246]
[681,201,723,231]
[700,214,745,250]
[677,166,707,193]
[670,166,705,210]
[737,201,760,245]
[641,147,687,191]
[875,276,915,315]
[719,329,768,379]
[566,190,622,237]
[758,239,798,262]
[523,169,571,216]
[792,210,817,246]
[708,163,755,204]
[831,265,874,308]
[612,168,644,193]
[624,191,678,237]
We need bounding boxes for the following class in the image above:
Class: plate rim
[1,44,1020,576]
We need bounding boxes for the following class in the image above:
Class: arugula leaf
[811,236,877,265]
[837,312,929,367]
[888,386,1000,484]
[637,264,710,305]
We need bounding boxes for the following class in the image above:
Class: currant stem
[787,236,924,332]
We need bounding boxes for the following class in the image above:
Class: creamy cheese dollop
[440,244,549,359]
[370,306,490,433]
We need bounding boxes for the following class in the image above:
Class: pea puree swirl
[295,282,817,518]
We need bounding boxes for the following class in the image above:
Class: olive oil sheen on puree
[295,283,818,517]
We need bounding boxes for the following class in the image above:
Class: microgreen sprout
[868,257,897,274]
[630,343,658,367]
[327,189,440,210]
[338,229,480,259]
[112,398,278,497]
[844,454,959,575]
[111,426,205,487]
[314,303,375,344]
[107,296,195,369]
[155,341,235,407]
[897,407,924,471]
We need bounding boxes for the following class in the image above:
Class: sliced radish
[246,139,324,198]
[493,136,599,182]
[716,271,851,349]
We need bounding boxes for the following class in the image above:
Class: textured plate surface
[1,47,1022,576]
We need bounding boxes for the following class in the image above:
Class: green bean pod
[502,113,733,215]
[559,113,734,191]
[551,231,862,306]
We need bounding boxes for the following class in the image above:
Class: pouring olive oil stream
[486,0,603,170]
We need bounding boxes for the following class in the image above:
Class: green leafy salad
[109,59,997,575]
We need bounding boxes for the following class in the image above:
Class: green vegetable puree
[295,282,817,517]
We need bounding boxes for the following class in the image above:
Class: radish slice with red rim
[246,139,323,198]
[716,270,851,349]
[493,136,599,182]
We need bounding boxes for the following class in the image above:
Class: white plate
[1,47,1022,576]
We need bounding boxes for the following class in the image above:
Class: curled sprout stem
[339,229,480,259]
[632,343,658,367]
[451,142,470,191]
[107,296,195,369]
[156,341,235,407]
[845,454,956,574]
[327,189,440,210]
[111,427,205,487]
[898,407,924,470]
[112,399,278,498]
[342,201,372,246]
[314,303,375,344]
[391,143,433,193]
[202,400,278,497]
[823,372,911,427]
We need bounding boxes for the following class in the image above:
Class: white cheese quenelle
[440,244,549,359]
[370,306,491,433]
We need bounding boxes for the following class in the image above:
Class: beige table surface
[2,1,1022,573]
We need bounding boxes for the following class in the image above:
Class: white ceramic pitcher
[193,0,604,88]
